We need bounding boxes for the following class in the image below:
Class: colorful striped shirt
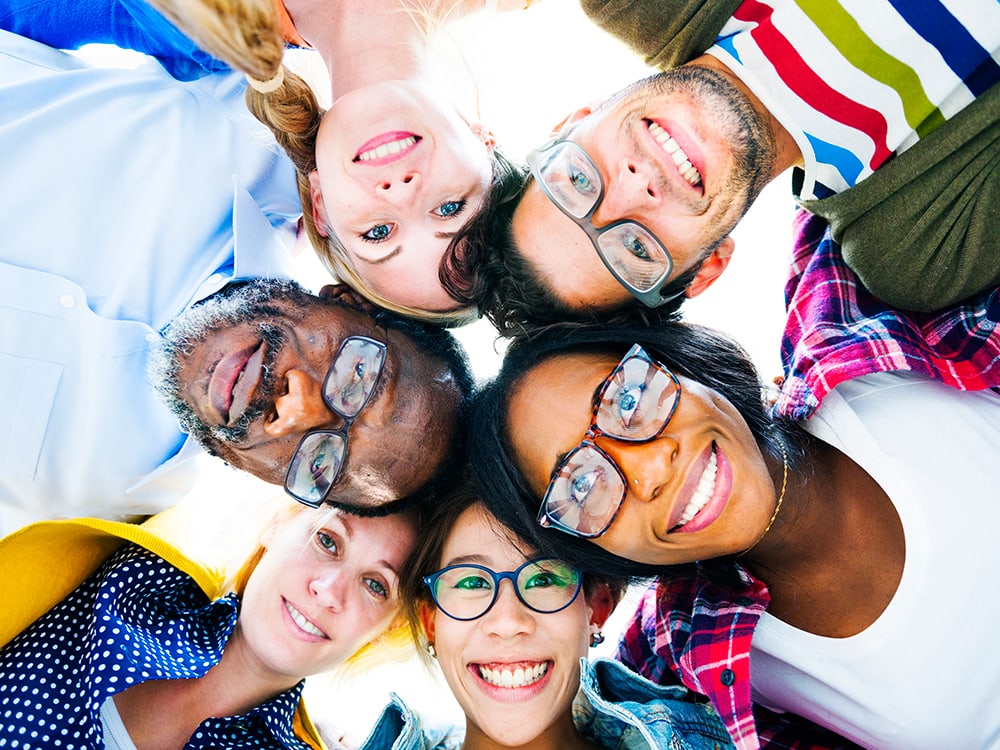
[775,209,1000,420]
[708,0,1000,199]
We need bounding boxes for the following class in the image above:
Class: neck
[741,441,904,637]
[284,0,432,101]
[114,622,299,747]
[462,709,601,750]
[688,52,804,174]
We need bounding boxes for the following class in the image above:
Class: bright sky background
[80,0,797,742]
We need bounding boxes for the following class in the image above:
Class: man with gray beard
[455,0,998,335]
[148,279,472,516]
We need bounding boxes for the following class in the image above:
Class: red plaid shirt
[776,210,1000,420]
[617,568,862,750]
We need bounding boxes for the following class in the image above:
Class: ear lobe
[549,104,595,137]
[308,170,330,237]
[685,236,735,299]
[469,122,497,151]
[586,583,616,630]
[418,601,437,646]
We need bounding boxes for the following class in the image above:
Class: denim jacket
[359,657,734,750]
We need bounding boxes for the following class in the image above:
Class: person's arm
[0,0,228,80]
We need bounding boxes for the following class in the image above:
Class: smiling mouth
[670,444,718,532]
[476,661,550,688]
[285,600,328,639]
[354,134,421,163]
[646,120,702,188]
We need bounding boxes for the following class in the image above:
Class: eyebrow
[442,553,492,568]
[359,245,401,266]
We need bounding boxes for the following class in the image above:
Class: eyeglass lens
[284,337,386,506]
[428,559,581,621]
[541,346,680,536]
[536,141,671,293]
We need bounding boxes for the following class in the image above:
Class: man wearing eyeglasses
[492,0,999,327]
[148,278,473,516]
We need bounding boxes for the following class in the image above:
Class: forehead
[441,505,534,568]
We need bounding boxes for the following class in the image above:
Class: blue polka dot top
[0,544,310,749]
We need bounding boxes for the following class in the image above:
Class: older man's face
[150,280,463,509]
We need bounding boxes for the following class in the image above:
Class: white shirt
[750,372,1000,749]
[0,29,301,533]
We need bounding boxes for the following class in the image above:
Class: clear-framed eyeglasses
[526,138,682,308]
[423,557,582,621]
[284,336,387,508]
[538,343,682,538]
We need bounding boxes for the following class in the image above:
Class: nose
[309,568,347,612]
[263,369,338,437]
[596,435,678,503]
[375,171,420,203]
[592,158,658,226]
[480,578,535,638]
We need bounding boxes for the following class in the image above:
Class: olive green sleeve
[800,84,1000,313]
[578,0,743,70]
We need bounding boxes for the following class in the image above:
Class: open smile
[469,659,554,701]
[645,119,703,192]
[353,131,422,166]
[668,442,732,534]
[283,598,329,640]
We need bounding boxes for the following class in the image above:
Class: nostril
[380,182,391,190]
[628,164,637,174]
[402,174,413,184]
[647,188,655,197]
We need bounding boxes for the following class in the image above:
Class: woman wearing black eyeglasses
[466,321,1000,750]
[357,483,736,750]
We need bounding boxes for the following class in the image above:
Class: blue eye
[616,385,642,426]
[622,233,650,259]
[569,468,601,504]
[354,361,366,378]
[362,223,392,242]
[569,169,593,193]
[435,200,466,218]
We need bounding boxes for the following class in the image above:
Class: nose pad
[598,435,678,504]
[264,369,335,437]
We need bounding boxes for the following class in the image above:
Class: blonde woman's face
[313,80,493,313]
[237,507,417,684]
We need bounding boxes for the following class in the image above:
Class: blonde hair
[146,0,479,326]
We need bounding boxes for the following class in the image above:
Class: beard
[147,278,305,456]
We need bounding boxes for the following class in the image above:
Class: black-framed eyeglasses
[423,557,582,621]
[526,138,682,308]
[284,336,387,508]
[538,343,682,538]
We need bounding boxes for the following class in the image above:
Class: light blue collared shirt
[0,29,302,533]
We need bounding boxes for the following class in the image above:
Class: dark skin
[744,441,905,639]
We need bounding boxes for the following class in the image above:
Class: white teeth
[676,447,718,527]
[286,601,326,638]
[647,121,703,187]
[356,136,417,162]
[478,662,548,688]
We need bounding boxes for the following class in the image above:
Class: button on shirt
[0,29,301,532]
[0,543,309,749]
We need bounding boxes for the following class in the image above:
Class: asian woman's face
[507,351,779,565]
[422,504,602,747]
[238,506,417,685]
[312,80,494,312]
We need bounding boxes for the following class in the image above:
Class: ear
[468,122,497,152]
[586,583,616,631]
[549,104,594,137]
[418,601,437,647]
[308,170,330,238]
[318,283,380,314]
[685,236,735,299]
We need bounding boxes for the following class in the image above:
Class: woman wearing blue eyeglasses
[466,321,1000,750]
[357,483,736,750]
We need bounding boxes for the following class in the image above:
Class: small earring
[589,632,605,648]
[426,642,437,659]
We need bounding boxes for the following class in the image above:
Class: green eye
[366,578,388,599]
[454,575,491,591]
[316,531,338,554]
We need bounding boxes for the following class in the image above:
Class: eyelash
[316,530,391,601]
[359,199,467,244]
